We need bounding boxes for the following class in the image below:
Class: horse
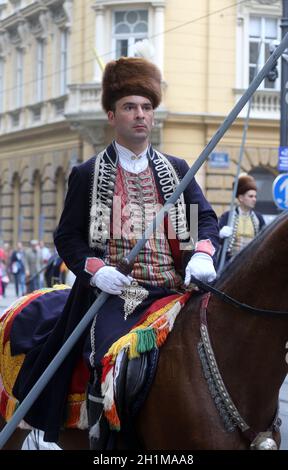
[1,211,288,450]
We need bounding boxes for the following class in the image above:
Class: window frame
[15,48,24,109]
[248,15,280,91]
[35,39,45,102]
[112,8,149,59]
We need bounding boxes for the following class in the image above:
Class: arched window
[113,9,148,58]
[33,171,41,240]
[56,168,65,223]
[249,167,280,220]
[12,174,21,246]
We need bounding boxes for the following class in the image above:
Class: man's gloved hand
[219,225,233,239]
[184,252,216,285]
[90,266,132,295]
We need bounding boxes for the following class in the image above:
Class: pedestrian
[25,240,42,292]
[10,242,26,297]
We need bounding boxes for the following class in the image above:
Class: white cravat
[115,142,148,174]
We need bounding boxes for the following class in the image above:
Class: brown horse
[1,211,288,450]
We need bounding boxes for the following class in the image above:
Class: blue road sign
[278,147,288,172]
[272,174,288,210]
[208,152,229,168]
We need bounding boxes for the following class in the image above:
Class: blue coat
[13,143,219,441]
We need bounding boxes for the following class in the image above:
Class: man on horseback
[218,174,265,265]
[12,57,219,449]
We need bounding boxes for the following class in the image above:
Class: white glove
[184,252,216,285]
[90,266,132,295]
[219,225,233,239]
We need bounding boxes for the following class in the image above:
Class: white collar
[238,206,252,216]
[115,141,148,174]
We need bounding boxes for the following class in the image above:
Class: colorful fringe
[0,285,89,430]
[101,291,191,431]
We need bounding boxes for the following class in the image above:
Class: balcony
[234,88,280,120]
[65,83,104,124]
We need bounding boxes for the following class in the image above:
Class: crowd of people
[0,240,70,298]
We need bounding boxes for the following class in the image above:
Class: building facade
[0,0,282,247]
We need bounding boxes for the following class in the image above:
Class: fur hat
[101,57,162,112]
[236,174,257,197]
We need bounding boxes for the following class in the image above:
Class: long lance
[217,41,263,273]
[0,33,287,449]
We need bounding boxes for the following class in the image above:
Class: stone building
[0,0,283,247]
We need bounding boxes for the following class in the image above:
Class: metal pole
[281,0,288,147]
[218,42,262,273]
[1,33,288,450]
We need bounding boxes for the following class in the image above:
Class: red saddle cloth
[0,285,192,432]
[0,286,90,430]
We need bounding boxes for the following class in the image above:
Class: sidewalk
[0,282,18,317]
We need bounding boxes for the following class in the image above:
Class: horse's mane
[216,211,288,287]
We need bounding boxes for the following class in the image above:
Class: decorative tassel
[89,419,101,439]
[137,329,156,353]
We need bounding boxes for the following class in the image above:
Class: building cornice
[42,0,73,30]
[0,119,74,146]
[238,0,281,16]
[166,111,279,129]
[92,0,165,9]
[0,0,72,43]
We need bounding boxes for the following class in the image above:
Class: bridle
[190,275,288,317]
[193,277,285,449]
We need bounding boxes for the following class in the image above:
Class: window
[15,48,23,108]
[0,58,4,113]
[33,172,41,240]
[249,16,280,90]
[12,174,21,246]
[59,30,68,95]
[36,40,45,102]
[0,1,7,21]
[113,9,148,58]
[10,0,22,12]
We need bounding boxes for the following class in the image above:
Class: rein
[190,275,288,317]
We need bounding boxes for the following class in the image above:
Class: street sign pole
[281,0,288,147]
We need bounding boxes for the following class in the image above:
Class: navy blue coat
[13,144,219,441]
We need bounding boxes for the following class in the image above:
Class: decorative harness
[194,277,286,449]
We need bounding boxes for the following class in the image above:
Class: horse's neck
[209,246,288,429]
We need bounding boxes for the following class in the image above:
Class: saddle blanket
[0,285,191,431]
[0,286,89,430]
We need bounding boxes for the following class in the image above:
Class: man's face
[238,189,257,210]
[107,96,154,150]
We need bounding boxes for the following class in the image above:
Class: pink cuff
[195,239,215,257]
[84,257,105,275]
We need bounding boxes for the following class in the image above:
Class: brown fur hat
[236,174,257,197]
[101,57,162,112]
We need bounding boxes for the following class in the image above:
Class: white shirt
[115,142,148,174]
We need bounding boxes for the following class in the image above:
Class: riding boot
[87,379,110,450]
